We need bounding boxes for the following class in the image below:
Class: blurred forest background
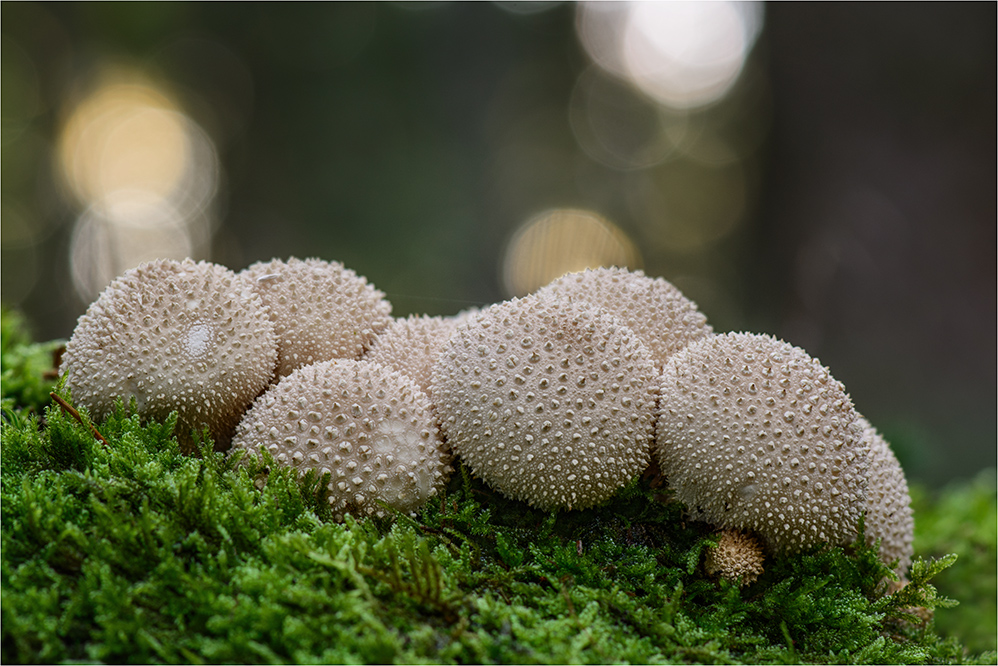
[1,2,994,487]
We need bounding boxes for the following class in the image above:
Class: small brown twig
[49,392,109,448]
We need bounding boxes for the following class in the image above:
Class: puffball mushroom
[431,295,659,511]
[656,332,869,553]
[859,417,915,574]
[230,358,450,519]
[705,529,765,587]
[60,258,277,450]
[366,314,461,399]
[241,257,392,378]
[533,267,713,371]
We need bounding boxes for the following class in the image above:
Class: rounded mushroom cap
[231,358,450,519]
[241,257,392,377]
[656,332,868,553]
[366,314,460,399]
[60,258,277,450]
[859,417,914,575]
[533,267,712,370]
[431,295,659,511]
[705,529,765,587]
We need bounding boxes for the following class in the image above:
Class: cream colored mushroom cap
[366,314,460,399]
[231,358,450,519]
[60,258,277,450]
[656,332,868,553]
[241,257,392,377]
[533,267,712,370]
[859,417,914,575]
[431,295,659,511]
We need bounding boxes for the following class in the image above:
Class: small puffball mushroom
[60,258,277,450]
[859,417,914,575]
[241,257,392,377]
[705,529,765,586]
[431,295,659,511]
[231,359,450,519]
[534,267,713,371]
[366,315,460,399]
[656,332,868,553]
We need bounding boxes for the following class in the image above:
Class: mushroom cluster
[62,258,914,576]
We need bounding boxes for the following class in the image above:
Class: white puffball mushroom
[656,332,869,553]
[60,258,277,450]
[533,267,713,371]
[366,314,461,399]
[431,295,659,511]
[241,257,392,377]
[231,358,450,519]
[705,529,765,587]
[859,417,915,575]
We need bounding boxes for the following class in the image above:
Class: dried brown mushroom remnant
[231,358,450,519]
[241,257,392,378]
[366,314,461,399]
[60,258,277,451]
[656,332,868,553]
[705,529,765,586]
[533,267,713,371]
[431,295,659,511]
[859,417,915,575]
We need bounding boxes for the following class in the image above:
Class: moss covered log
[2,309,995,664]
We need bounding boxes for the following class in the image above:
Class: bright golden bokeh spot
[54,68,221,303]
[501,208,642,297]
[57,82,189,206]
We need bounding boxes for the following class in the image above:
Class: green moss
[911,470,997,654]
[1,307,64,415]
[2,310,995,664]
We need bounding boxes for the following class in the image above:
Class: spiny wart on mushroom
[241,257,392,378]
[655,332,869,553]
[60,258,277,451]
[431,294,659,511]
[231,358,450,519]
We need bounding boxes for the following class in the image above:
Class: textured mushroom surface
[534,267,713,370]
[859,417,915,574]
[656,332,868,553]
[366,315,460,398]
[431,296,659,511]
[60,258,277,450]
[242,257,392,377]
[705,529,765,586]
[231,359,450,519]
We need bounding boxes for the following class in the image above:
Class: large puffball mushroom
[656,332,869,553]
[431,295,659,511]
[859,417,915,575]
[60,258,277,450]
[241,257,392,378]
[366,314,460,399]
[533,267,713,371]
[231,358,450,519]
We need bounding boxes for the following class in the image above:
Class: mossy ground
[2,309,995,664]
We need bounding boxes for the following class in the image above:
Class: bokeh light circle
[576,1,763,110]
[56,72,220,303]
[501,208,641,297]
